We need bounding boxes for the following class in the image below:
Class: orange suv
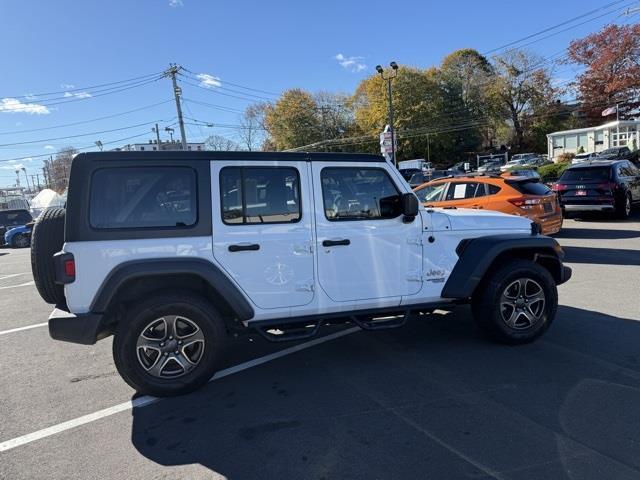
[413,174,563,235]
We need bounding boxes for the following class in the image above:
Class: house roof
[546,120,640,137]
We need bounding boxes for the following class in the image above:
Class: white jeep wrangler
[31,151,571,396]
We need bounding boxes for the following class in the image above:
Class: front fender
[441,234,569,299]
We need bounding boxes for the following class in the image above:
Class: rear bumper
[48,307,107,345]
[563,204,614,212]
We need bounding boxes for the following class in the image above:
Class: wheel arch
[441,234,569,300]
[91,258,254,330]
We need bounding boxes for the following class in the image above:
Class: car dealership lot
[1,214,639,480]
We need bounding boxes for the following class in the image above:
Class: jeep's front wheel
[471,260,557,344]
[113,292,227,396]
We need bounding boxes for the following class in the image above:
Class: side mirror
[401,192,419,221]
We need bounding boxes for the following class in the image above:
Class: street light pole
[376,62,399,166]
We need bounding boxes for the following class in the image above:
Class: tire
[31,208,66,305]
[113,291,227,397]
[616,193,632,219]
[471,260,557,345]
[11,233,31,249]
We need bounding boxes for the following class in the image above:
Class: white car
[571,152,596,164]
[31,151,571,396]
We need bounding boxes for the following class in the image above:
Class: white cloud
[335,53,367,73]
[0,98,50,115]
[63,91,92,99]
[44,145,55,150]
[169,0,184,6]
[60,83,75,89]
[196,73,222,88]
[1,161,25,170]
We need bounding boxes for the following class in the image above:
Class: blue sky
[0,0,637,187]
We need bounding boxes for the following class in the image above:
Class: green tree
[263,89,322,150]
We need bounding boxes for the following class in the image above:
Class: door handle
[228,243,260,252]
[471,204,483,209]
[322,239,350,247]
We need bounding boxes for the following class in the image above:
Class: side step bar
[350,312,410,331]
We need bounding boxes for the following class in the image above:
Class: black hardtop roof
[73,151,385,163]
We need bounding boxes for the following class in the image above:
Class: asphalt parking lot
[1,213,639,480]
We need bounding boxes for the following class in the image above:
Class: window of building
[321,168,401,221]
[220,167,301,225]
[578,133,588,148]
[90,167,197,229]
[552,136,564,149]
[565,135,577,149]
[140,146,145,151]
[595,130,604,145]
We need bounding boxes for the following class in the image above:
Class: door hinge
[406,271,423,282]
[293,242,314,254]
[295,281,315,292]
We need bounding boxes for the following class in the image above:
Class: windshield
[560,167,611,182]
[415,183,447,203]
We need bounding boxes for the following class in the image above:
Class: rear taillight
[64,259,76,278]
[596,182,616,193]
[508,196,541,210]
[552,183,567,192]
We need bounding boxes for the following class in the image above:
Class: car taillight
[508,196,541,209]
[596,182,616,192]
[64,259,76,278]
[552,183,567,192]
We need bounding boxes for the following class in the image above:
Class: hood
[431,208,532,232]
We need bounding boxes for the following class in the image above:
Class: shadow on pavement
[556,227,640,240]
[131,306,640,479]
[563,246,640,266]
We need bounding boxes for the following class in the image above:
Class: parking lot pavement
[1,213,639,480]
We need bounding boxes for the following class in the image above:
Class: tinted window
[321,168,401,220]
[560,167,611,182]
[488,184,501,195]
[0,210,32,226]
[510,180,551,195]
[415,182,447,203]
[444,182,483,201]
[220,167,301,225]
[90,167,197,229]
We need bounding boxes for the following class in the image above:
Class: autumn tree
[487,50,557,150]
[566,24,640,122]
[263,89,322,150]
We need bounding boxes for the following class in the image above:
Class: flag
[602,106,618,116]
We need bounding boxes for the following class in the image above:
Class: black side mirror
[401,192,419,222]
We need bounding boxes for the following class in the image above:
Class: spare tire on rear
[31,208,66,305]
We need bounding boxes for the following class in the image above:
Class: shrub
[538,163,569,183]
[557,152,575,163]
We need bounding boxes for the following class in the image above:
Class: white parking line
[0,281,35,290]
[0,326,360,452]
[0,272,30,280]
[0,322,49,337]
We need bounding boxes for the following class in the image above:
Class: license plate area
[543,202,553,213]
[575,190,587,196]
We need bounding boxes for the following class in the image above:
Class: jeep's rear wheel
[31,208,66,305]
[472,260,557,344]
[113,292,227,396]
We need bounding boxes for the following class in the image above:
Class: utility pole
[153,123,162,151]
[319,106,329,152]
[36,173,41,191]
[165,64,188,150]
[22,168,31,193]
[376,62,399,166]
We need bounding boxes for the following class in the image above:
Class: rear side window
[444,182,483,200]
[488,184,501,195]
[220,167,301,225]
[321,167,401,220]
[509,181,551,195]
[560,167,611,182]
[90,167,197,229]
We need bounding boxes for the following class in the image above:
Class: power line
[180,68,280,96]
[0,100,173,136]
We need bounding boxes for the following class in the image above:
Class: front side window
[321,168,401,220]
[415,182,447,203]
[90,167,197,229]
[220,167,301,225]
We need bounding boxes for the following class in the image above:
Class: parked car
[594,146,638,163]
[399,168,422,181]
[501,169,541,179]
[408,169,457,187]
[4,222,33,248]
[553,160,640,218]
[500,158,531,172]
[30,151,570,396]
[571,152,597,165]
[477,160,502,173]
[0,209,33,246]
[413,174,563,235]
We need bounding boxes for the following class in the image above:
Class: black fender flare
[90,258,254,321]
[441,234,570,299]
